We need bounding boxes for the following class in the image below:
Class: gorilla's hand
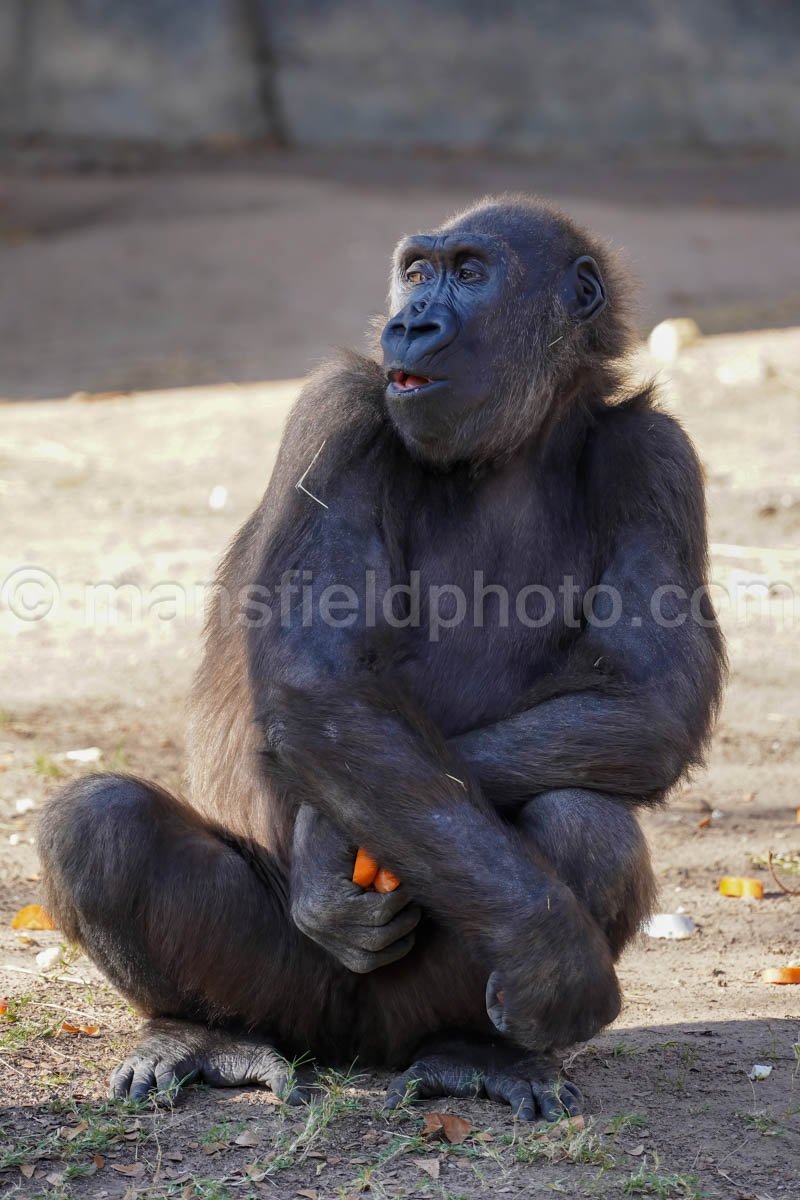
[485,897,622,1050]
[290,804,421,973]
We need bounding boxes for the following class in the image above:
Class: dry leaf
[46,1173,64,1186]
[422,1111,472,1143]
[413,1158,440,1180]
[697,816,712,829]
[61,1121,89,1140]
[58,1021,101,1038]
[234,1130,259,1147]
[19,1164,35,1179]
[246,1165,268,1182]
[540,1114,587,1140]
[110,1162,146,1177]
[93,1154,105,1169]
[297,1190,319,1199]
[625,1144,645,1156]
[11,904,56,931]
[165,1150,184,1162]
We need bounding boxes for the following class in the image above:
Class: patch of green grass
[200,1119,246,1149]
[0,1099,153,1180]
[0,993,63,1050]
[33,752,65,778]
[737,1109,785,1137]
[610,1042,638,1057]
[253,1066,365,1175]
[175,1183,233,1200]
[107,743,131,772]
[514,1116,614,1169]
[606,1112,647,1137]
[624,1166,704,1198]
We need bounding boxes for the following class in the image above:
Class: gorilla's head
[380,196,634,466]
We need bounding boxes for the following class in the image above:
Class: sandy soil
[1,297,799,1190]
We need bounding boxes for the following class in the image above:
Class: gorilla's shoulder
[587,386,705,526]
[265,353,388,503]
[287,352,386,439]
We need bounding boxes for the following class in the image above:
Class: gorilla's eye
[457,265,482,282]
[404,261,430,286]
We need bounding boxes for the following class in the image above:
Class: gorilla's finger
[531,1078,574,1122]
[485,971,510,1033]
[485,1073,536,1121]
[384,1064,431,1108]
[340,931,417,974]
[352,905,421,951]
[109,1063,134,1099]
[356,886,416,925]
[129,1062,158,1101]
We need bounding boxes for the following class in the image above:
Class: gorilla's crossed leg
[39,775,653,1116]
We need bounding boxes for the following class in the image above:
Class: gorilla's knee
[38,774,158,939]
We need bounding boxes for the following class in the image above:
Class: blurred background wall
[2,0,799,155]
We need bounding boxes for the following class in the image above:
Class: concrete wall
[2,1,799,154]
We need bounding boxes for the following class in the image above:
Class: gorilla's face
[380,205,606,466]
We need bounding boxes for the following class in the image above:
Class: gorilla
[39,196,725,1121]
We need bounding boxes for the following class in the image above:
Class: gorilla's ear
[561,256,606,323]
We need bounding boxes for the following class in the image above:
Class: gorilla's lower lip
[387,371,440,395]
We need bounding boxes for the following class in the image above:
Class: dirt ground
[1,162,799,1199]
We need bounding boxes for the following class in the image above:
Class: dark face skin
[380,209,606,464]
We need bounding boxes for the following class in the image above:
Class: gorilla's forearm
[264,681,577,933]
[449,690,694,808]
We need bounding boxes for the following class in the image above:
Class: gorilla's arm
[450,408,726,808]
[249,366,620,1048]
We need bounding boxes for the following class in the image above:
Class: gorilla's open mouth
[390,370,434,392]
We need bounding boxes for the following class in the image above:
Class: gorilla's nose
[381,302,456,366]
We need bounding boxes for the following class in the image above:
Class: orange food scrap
[0,999,8,1016]
[373,866,401,894]
[58,1021,101,1038]
[11,904,56,931]
[762,966,800,985]
[422,1111,472,1144]
[718,876,764,900]
[352,847,379,889]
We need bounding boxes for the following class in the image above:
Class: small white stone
[36,946,64,971]
[14,797,35,815]
[748,1064,772,1081]
[648,318,701,364]
[65,747,101,763]
[715,356,770,386]
[208,485,228,511]
[8,833,21,846]
[642,913,697,940]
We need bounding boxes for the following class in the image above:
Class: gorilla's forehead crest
[437,195,578,254]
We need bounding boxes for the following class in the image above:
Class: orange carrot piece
[11,904,56,930]
[762,966,800,985]
[352,847,379,889]
[718,876,764,900]
[373,866,401,894]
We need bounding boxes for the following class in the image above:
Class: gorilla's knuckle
[291,900,324,938]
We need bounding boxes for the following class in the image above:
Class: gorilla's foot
[110,1019,316,1104]
[384,1038,581,1122]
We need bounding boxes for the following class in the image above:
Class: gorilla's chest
[387,469,595,736]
